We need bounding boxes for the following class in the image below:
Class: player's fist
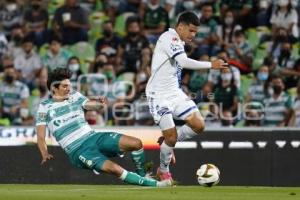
[211,59,228,70]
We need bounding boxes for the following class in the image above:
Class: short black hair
[47,68,72,90]
[125,15,140,29]
[176,11,200,27]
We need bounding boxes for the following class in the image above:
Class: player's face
[179,23,198,43]
[53,79,71,100]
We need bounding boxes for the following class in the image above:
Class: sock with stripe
[119,170,157,186]
[131,148,146,177]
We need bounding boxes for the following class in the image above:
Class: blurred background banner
[1,127,300,186]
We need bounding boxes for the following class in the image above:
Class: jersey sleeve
[36,103,47,126]
[74,91,89,107]
[162,35,186,59]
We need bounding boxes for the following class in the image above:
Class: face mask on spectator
[278,0,289,7]
[128,32,139,38]
[69,63,80,72]
[224,17,234,25]
[148,2,159,10]
[87,119,97,125]
[183,1,195,10]
[221,73,232,81]
[4,75,14,84]
[281,49,290,57]
[103,29,113,37]
[257,72,268,81]
[259,0,269,9]
[272,85,282,94]
[6,3,17,12]
[104,71,114,80]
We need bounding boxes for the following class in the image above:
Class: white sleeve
[175,53,212,69]
[36,103,47,126]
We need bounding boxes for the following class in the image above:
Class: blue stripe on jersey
[171,51,185,59]
[175,61,182,88]
[177,106,197,118]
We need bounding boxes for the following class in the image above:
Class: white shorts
[147,90,198,124]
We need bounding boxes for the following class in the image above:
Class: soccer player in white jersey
[36,68,171,187]
[146,11,228,180]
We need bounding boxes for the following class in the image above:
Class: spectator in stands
[66,56,83,90]
[216,9,242,50]
[14,34,42,90]
[95,20,121,63]
[213,68,242,117]
[194,3,219,56]
[227,30,253,74]
[89,53,108,73]
[116,16,150,74]
[0,32,8,62]
[29,67,49,123]
[85,110,105,126]
[220,0,255,29]
[285,58,300,88]
[142,0,169,44]
[255,0,272,27]
[220,110,235,127]
[270,0,299,39]
[274,38,300,88]
[263,75,293,126]
[290,81,300,127]
[246,65,270,103]
[0,65,30,125]
[6,25,24,58]
[23,0,49,47]
[42,35,72,71]
[0,0,23,38]
[208,50,241,88]
[53,0,89,45]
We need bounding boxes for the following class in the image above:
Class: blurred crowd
[0,0,300,127]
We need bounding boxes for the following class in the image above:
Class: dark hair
[67,56,80,65]
[234,30,245,37]
[125,15,140,29]
[47,68,72,90]
[49,34,62,44]
[22,34,35,44]
[176,11,200,27]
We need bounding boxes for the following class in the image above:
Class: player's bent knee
[164,135,177,147]
[189,119,205,134]
[132,138,143,150]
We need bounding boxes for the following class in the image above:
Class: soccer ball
[196,164,220,187]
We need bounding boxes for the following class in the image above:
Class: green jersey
[36,91,94,154]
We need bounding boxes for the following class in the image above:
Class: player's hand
[98,96,108,105]
[41,153,53,165]
[211,59,228,70]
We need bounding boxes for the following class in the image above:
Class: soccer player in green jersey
[36,68,171,187]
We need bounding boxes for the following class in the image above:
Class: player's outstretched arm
[175,53,228,70]
[36,125,53,165]
[83,96,108,111]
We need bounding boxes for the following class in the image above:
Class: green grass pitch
[0,184,299,200]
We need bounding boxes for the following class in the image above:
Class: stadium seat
[252,43,268,71]
[246,28,259,49]
[69,42,95,73]
[47,0,64,15]
[114,12,135,37]
[240,74,254,98]
[88,11,109,44]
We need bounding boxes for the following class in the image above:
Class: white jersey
[146,28,186,96]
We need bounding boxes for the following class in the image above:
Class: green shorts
[68,132,122,172]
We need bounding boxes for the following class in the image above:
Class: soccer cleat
[156,167,173,181]
[156,179,173,187]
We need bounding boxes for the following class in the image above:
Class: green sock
[131,149,146,177]
[120,170,157,187]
